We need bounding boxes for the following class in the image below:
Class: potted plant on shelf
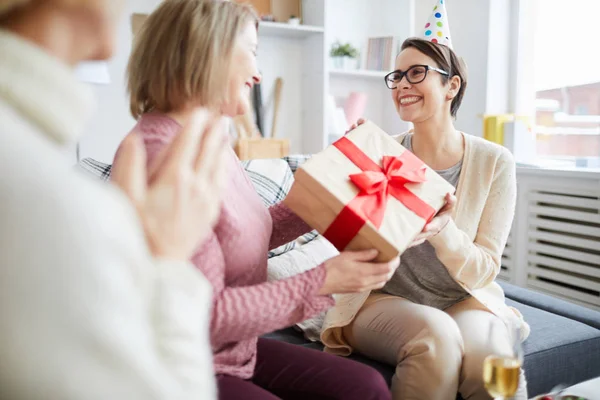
[287,15,300,25]
[330,41,359,70]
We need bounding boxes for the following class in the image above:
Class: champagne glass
[483,324,524,399]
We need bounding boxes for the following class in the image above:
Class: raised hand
[111,109,228,260]
[408,193,456,248]
[345,118,367,135]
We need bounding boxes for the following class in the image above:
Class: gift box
[283,121,455,262]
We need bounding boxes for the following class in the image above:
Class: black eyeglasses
[384,65,449,89]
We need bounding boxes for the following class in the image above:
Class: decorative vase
[331,56,344,70]
[342,57,358,70]
[344,92,368,125]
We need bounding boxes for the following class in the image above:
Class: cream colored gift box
[283,121,455,262]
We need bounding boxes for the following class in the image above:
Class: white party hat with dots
[422,0,452,48]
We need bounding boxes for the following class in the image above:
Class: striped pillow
[240,159,293,206]
[76,158,112,181]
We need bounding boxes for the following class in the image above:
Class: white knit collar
[0,29,95,147]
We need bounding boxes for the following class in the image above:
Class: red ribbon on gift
[323,136,437,251]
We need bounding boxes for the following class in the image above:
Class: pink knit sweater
[114,113,334,379]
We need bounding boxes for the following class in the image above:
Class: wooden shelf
[329,69,388,80]
[258,21,324,39]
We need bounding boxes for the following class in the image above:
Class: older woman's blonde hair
[128,0,258,119]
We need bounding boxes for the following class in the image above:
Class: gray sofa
[264,281,600,397]
[78,156,600,398]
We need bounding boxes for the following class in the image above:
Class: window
[532,0,600,169]
[574,105,589,116]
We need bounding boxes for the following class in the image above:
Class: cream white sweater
[0,31,216,399]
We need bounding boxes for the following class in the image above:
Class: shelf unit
[255,0,326,154]
[258,21,324,38]
[329,69,388,80]
[251,0,415,154]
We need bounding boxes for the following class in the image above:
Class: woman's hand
[318,249,400,295]
[111,109,228,261]
[408,193,456,248]
[345,118,367,134]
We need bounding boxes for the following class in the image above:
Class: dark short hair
[400,38,468,118]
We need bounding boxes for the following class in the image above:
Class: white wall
[416,0,515,137]
[80,0,515,161]
[327,0,413,136]
[416,0,490,137]
[256,36,304,152]
[509,0,537,116]
[78,0,163,163]
[486,0,511,115]
[79,0,319,160]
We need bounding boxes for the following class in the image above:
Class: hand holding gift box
[283,121,455,262]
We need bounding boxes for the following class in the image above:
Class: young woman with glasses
[321,38,530,400]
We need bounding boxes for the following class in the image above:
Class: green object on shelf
[330,41,358,58]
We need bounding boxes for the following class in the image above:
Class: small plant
[330,41,358,58]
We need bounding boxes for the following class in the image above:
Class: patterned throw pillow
[282,154,312,174]
[77,158,112,181]
[240,159,293,206]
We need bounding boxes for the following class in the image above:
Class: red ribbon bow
[323,136,436,251]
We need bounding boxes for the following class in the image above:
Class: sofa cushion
[500,281,600,331]
[240,159,294,206]
[506,298,600,396]
[263,298,600,397]
[282,154,312,173]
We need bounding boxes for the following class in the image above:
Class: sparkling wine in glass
[483,356,521,398]
[482,324,523,400]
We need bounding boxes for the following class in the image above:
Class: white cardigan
[0,31,216,399]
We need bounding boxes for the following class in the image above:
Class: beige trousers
[342,295,527,400]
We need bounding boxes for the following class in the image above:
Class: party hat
[422,0,452,48]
